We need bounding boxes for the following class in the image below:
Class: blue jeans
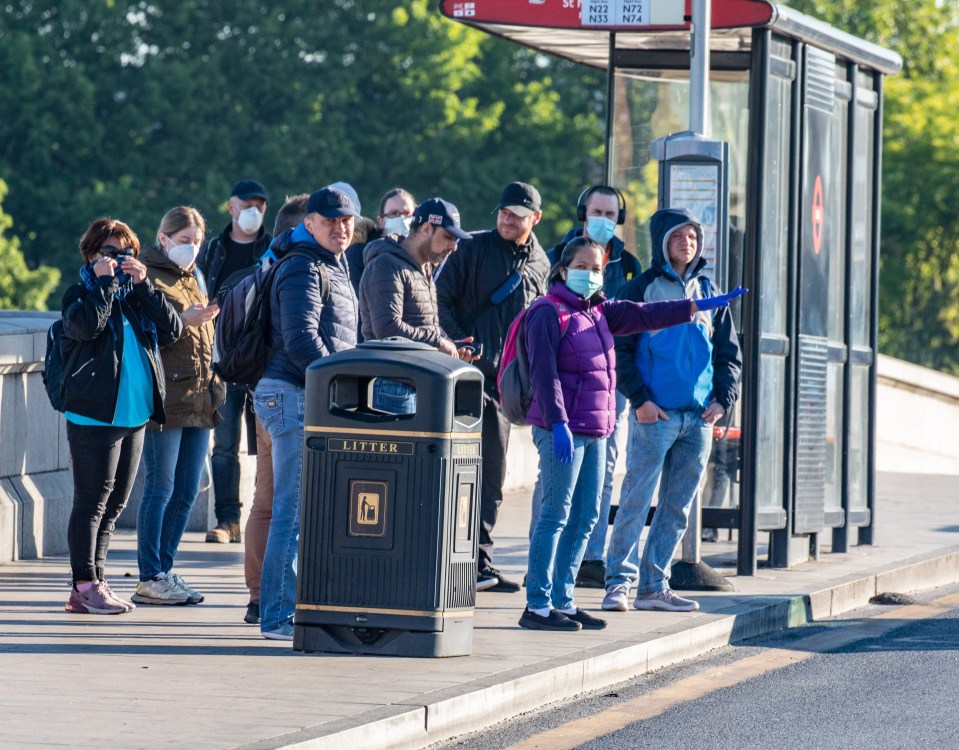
[137,427,212,581]
[605,409,712,595]
[526,426,606,611]
[527,391,628,562]
[210,383,249,525]
[372,378,416,415]
[252,378,305,633]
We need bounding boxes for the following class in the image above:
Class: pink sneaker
[101,579,136,612]
[64,582,128,615]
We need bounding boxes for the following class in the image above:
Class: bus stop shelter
[439,0,902,574]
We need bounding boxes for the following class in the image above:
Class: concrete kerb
[265,545,959,750]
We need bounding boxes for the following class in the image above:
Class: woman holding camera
[133,206,224,606]
[61,218,182,615]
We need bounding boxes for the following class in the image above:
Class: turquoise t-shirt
[66,314,155,428]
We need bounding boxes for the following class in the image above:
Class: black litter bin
[294,339,483,657]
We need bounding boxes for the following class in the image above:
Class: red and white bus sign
[439,0,772,31]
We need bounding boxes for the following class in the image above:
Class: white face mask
[167,242,200,270]
[237,206,264,234]
[383,215,413,236]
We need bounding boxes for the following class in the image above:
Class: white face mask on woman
[383,215,413,236]
[166,241,201,270]
[237,206,264,234]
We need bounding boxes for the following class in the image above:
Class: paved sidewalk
[1,472,957,750]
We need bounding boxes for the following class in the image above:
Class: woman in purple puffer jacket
[519,237,741,632]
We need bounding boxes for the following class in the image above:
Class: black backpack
[211,250,329,386]
[42,319,65,412]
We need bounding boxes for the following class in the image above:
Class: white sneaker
[262,623,294,641]
[168,573,204,604]
[131,573,192,605]
[633,588,700,612]
[602,584,630,612]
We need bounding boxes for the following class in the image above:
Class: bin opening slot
[453,379,482,425]
[328,375,416,421]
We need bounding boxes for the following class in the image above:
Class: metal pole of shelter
[689,0,711,137]
[673,0,733,592]
[681,0,712,567]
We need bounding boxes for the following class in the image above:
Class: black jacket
[59,275,183,424]
[197,222,272,298]
[436,228,549,392]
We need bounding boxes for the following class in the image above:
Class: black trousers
[210,383,255,525]
[66,422,144,583]
[479,392,511,570]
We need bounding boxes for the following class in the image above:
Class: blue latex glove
[552,422,574,464]
[697,286,748,311]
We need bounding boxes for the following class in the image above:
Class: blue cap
[230,179,269,201]
[306,187,356,218]
[412,198,471,240]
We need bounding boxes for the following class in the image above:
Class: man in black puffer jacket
[437,182,550,594]
[251,186,359,641]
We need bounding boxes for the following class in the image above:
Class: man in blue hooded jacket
[602,207,742,613]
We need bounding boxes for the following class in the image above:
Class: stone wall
[2,310,956,564]
[876,354,959,474]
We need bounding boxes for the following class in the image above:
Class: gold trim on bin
[297,604,474,618]
[305,425,482,440]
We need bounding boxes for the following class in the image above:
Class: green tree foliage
[786,0,959,373]
[0,0,604,303]
[0,180,60,310]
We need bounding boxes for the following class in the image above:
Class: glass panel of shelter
[608,67,750,535]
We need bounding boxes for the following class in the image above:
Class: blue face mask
[565,268,604,298]
[586,216,616,246]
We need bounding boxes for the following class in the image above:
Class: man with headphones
[537,185,642,588]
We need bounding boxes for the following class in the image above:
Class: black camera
[106,247,135,284]
[461,342,483,358]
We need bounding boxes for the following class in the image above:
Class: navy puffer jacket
[261,225,358,387]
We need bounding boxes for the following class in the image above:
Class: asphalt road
[434,583,959,750]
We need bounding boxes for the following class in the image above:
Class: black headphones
[576,185,627,225]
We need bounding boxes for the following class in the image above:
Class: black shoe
[479,566,521,593]
[477,569,499,592]
[574,559,607,588]
[519,608,582,631]
[564,608,607,630]
[244,601,260,625]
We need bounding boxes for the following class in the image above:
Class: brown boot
[205,521,241,544]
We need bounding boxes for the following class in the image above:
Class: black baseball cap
[230,179,269,202]
[412,198,471,240]
[306,187,356,218]
[494,181,541,217]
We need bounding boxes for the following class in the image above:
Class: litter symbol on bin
[456,482,473,543]
[358,493,379,525]
[349,481,388,537]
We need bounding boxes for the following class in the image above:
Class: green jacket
[141,244,225,429]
